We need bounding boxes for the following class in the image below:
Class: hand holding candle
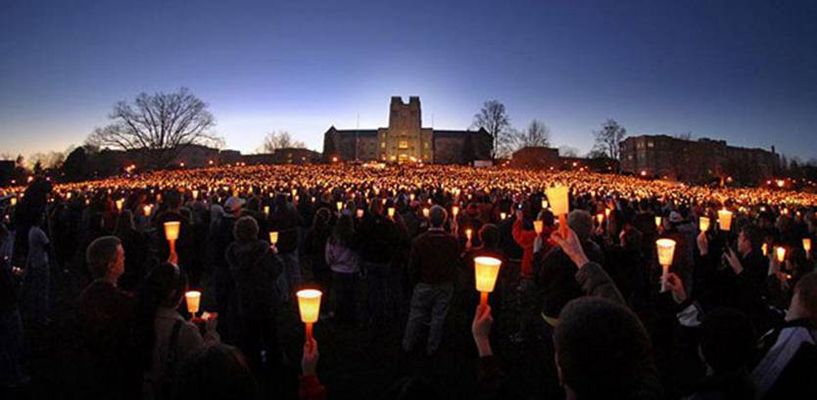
[296,289,323,342]
[164,221,181,264]
[656,238,677,293]
[474,257,502,306]
[533,220,544,235]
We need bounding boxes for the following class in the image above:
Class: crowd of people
[1,163,816,400]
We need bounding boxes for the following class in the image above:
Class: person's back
[410,228,459,284]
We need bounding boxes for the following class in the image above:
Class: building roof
[332,129,379,138]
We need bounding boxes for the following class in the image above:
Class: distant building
[322,96,493,164]
[620,135,779,184]
[510,146,618,172]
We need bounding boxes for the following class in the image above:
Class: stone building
[620,135,779,184]
[322,96,492,164]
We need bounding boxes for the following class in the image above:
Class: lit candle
[804,238,812,254]
[185,290,201,315]
[500,212,507,220]
[269,231,279,245]
[655,216,662,228]
[775,246,786,263]
[143,204,153,218]
[545,185,569,237]
[164,221,181,241]
[762,243,768,257]
[452,206,459,217]
[718,209,733,231]
[465,228,473,242]
[336,201,343,212]
[533,220,544,234]
[541,199,548,209]
[604,208,611,218]
[264,205,270,216]
[422,208,430,218]
[115,199,124,213]
[356,209,364,218]
[474,256,502,306]
[296,289,322,341]
[596,213,604,225]
[656,238,676,293]
[387,207,395,219]
[699,216,710,232]
[192,190,199,200]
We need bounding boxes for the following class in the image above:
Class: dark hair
[699,308,755,372]
[135,262,188,371]
[172,344,258,400]
[233,216,259,242]
[739,225,763,252]
[429,205,447,228]
[164,189,182,210]
[114,209,135,237]
[331,214,355,247]
[86,236,122,279]
[479,224,500,248]
[555,297,661,399]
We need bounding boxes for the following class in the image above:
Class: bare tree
[86,87,220,168]
[471,100,513,159]
[592,119,627,161]
[260,131,305,153]
[28,151,66,170]
[511,119,551,151]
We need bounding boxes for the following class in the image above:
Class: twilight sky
[1,0,816,160]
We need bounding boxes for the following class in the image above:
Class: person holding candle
[460,224,507,312]
[135,262,220,400]
[113,209,150,291]
[402,205,460,356]
[534,210,609,329]
[153,190,194,271]
[225,216,283,373]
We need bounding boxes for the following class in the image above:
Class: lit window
[399,140,408,149]
[424,142,429,149]
[381,142,386,148]
[648,141,654,148]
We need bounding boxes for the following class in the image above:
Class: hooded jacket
[225,240,283,318]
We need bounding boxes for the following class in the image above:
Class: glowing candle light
[596,213,604,225]
[500,212,507,220]
[164,221,181,242]
[452,206,459,217]
[356,209,364,219]
[656,238,676,293]
[775,246,786,263]
[604,208,611,218]
[718,209,733,231]
[115,199,124,213]
[533,220,544,234]
[387,207,395,219]
[762,243,768,257]
[422,208,430,218]
[269,231,279,245]
[192,190,199,200]
[474,256,502,306]
[545,185,569,237]
[655,216,662,228]
[296,289,323,341]
[264,205,270,216]
[336,201,343,212]
[699,216,710,232]
[143,204,153,218]
[465,228,473,242]
[185,290,201,315]
[804,238,812,253]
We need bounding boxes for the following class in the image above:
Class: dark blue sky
[2,0,816,160]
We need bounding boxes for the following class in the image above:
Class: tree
[592,119,627,161]
[86,87,220,169]
[511,119,551,151]
[260,131,305,153]
[559,146,580,158]
[471,100,513,159]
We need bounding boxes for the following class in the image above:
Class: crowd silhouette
[1,163,816,400]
